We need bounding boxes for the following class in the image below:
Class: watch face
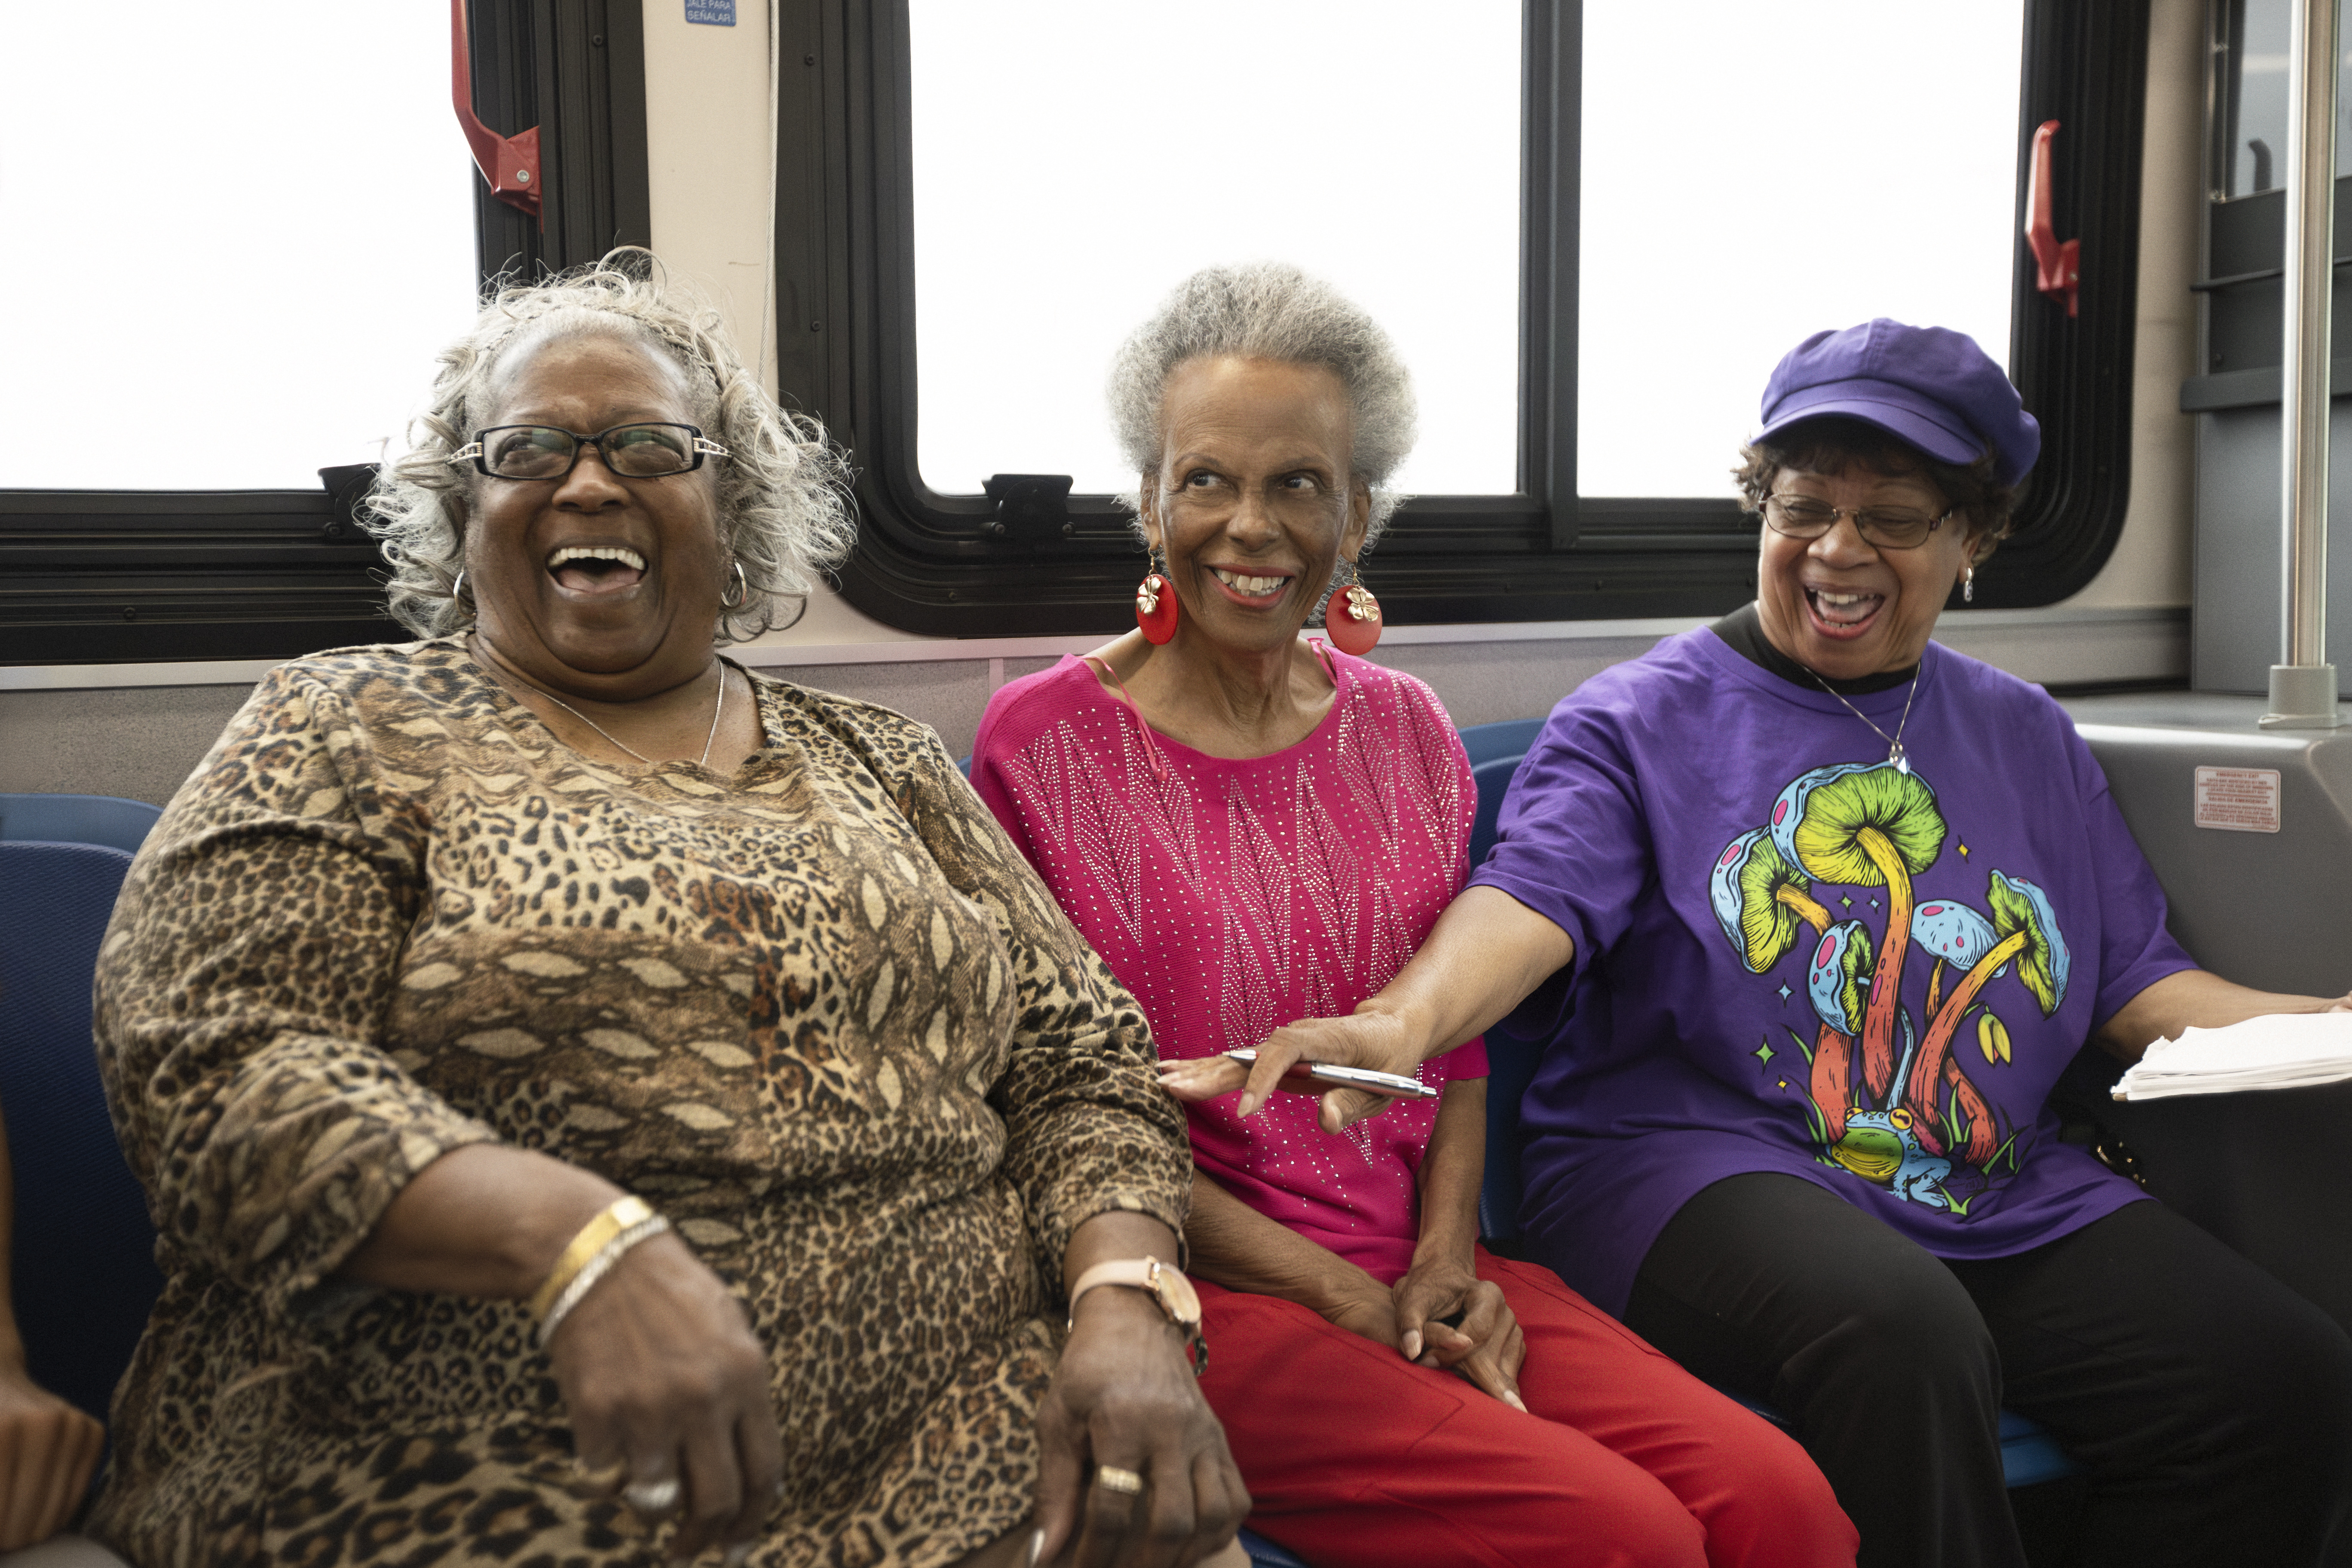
[1153,1264,1203,1327]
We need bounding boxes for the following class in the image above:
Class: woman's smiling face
[1142,355,1369,659]
[463,328,728,698]
[1754,459,1982,680]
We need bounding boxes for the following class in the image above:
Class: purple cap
[1755,319,2040,488]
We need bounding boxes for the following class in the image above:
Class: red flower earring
[1136,548,1179,644]
[1326,558,1382,655]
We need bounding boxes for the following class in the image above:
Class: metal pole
[2265,0,2346,727]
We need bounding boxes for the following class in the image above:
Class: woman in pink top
[973,264,1854,1568]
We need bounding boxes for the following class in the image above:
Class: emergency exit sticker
[686,0,735,23]
[2193,766,2282,833]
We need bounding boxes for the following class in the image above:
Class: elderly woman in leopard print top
[88,255,1245,1568]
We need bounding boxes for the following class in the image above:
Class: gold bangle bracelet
[529,1195,655,1323]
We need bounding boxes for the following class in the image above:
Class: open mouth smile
[1805,586,1885,639]
[1209,566,1291,604]
[547,544,647,596]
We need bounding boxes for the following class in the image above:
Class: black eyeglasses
[1761,494,1954,552]
[450,423,730,480]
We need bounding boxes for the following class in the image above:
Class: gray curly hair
[367,250,853,643]
[1107,262,1419,547]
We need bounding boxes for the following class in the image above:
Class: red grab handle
[2024,120,2078,318]
[452,0,542,221]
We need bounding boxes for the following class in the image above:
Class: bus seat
[0,796,159,858]
[0,1537,134,1566]
[0,843,163,1431]
[2061,697,2352,1342]
[1466,755,1522,876]
[1457,717,1545,768]
[1475,983,2080,1489]
[1236,1528,1311,1568]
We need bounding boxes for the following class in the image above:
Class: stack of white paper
[2113,1013,2352,1101]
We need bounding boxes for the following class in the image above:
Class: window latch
[451,0,542,221]
[2025,120,2078,319]
[982,475,1075,544]
[318,466,381,544]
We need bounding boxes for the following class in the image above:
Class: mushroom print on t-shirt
[1707,759,2073,1218]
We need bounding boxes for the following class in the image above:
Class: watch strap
[1066,1255,1209,1375]
[1067,1259,1171,1325]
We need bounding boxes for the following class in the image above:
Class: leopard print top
[87,639,1189,1568]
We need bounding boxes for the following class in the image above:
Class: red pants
[1199,1247,1856,1568]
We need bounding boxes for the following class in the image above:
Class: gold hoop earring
[720,561,753,611]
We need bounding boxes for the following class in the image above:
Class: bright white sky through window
[0,5,478,490]
[908,1,1522,499]
[1579,2,2024,498]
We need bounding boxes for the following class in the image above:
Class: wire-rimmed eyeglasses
[1761,493,1954,552]
[450,423,731,481]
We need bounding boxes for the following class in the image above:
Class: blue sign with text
[685,0,735,23]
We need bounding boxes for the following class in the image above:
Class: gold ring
[623,1477,683,1514]
[1093,1465,1145,1496]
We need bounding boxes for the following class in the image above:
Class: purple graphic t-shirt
[1469,628,2196,1315]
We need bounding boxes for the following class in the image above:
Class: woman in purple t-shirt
[981,264,1855,1568]
[1172,321,2352,1568]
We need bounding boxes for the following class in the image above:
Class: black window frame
[0,1,651,666]
[775,0,2150,638]
[2184,0,2352,420]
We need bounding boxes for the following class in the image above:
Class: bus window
[1578,2,2024,499]
[807,0,2142,636]
[0,6,476,490]
[2211,0,2352,201]
[906,0,1522,500]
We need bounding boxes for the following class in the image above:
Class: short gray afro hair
[368,249,853,643]
[1108,262,1418,545]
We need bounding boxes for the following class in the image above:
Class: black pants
[1601,1174,2352,1568]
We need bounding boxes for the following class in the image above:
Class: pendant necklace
[1806,667,1919,774]
[475,636,728,768]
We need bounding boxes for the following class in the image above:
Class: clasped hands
[1327,1254,1528,1413]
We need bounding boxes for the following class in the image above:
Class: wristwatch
[1066,1255,1209,1375]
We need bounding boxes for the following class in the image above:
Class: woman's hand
[0,1365,102,1550]
[1314,1275,1410,1353]
[337,1148,783,1559]
[1157,888,1574,1134]
[1157,1007,1425,1134]
[1033,1286,1248,1568]
[2097,969,2352,1063]
[1390,1257,1526,1412]
[550,1232,782,1563]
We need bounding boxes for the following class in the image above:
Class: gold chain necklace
[475,637,727,768]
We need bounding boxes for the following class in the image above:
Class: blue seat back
[1464,742,1543,1244]
[1236,1528,1312,1567]
[0,795,161,858]
[1456,717,1545,768]
[1466,755,1524,876]
[1478,1012,1546,1246]
[0,842,163,1425]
